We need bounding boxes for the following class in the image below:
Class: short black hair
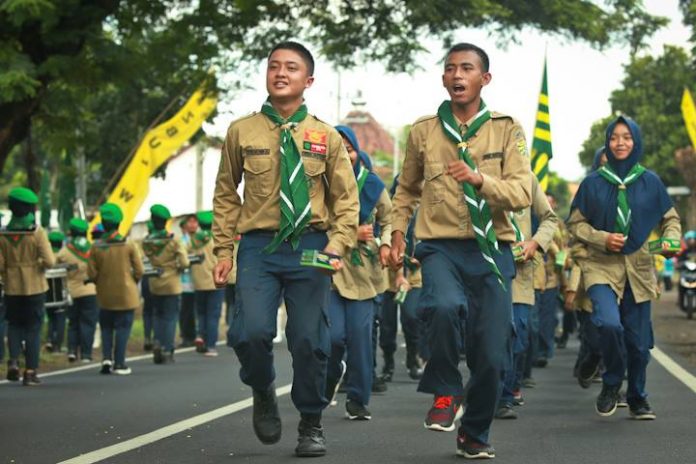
[269,41,315,76]
[445,43,490,72]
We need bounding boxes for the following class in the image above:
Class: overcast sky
[206,0,692,182]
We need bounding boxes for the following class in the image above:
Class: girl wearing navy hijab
[568,116,681,419]
[325,125,391,421]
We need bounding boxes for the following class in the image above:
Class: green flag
[531,58,553,192]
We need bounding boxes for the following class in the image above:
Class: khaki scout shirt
[333,189,392,301]
[189,236,217,291]
[142,236,189,296]
[392,111,532,241]
[511,176,558,306]
[212,111,360,260]
[567,207,681,304]
[88,240,144,310]
[533,227,565,291]
[56,246,96,299]
[0,228,54,296]
[566,262,592,313]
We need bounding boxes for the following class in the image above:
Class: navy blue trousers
[523,294,541,379]
[327,291,374,405]
[587,283,653,405]
[152,294,181,352]
[100,309,134,366]
[230,231,331,415]
[195,289,224,349]
[379,287,424,359]
[417,240,514,445]
[501,303,531,405]
[537,286,559,359]
[67,295,99,359]
[5,294,45,369]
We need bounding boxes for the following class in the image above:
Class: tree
[0,0,668,203]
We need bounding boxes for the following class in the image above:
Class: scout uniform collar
[7,213,36,231]
[437,99,506,288]
[260,99,312,253]
[105,229,124,242]
[597,163,646,237]
[67,236,91,262]
[144,229,171,256]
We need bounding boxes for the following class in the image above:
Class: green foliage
[578,46,694,187]
[0,0,670,209]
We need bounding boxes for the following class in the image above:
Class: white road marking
[652,345,696,395]
[57,383,293,464]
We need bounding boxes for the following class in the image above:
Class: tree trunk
[24,125,39,192]
[0,97,41,174]
[675,146,696,229]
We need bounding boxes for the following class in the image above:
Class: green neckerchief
[437,100,505,287]
[260,99,311,253]
[67,236,91,262]
[7,213,35,231]
[597,163,646,237]
[51,244,62,253]
[143,229,170,256]
[510,212,524,242]
[356,166,369,192]
[191,229,212,249]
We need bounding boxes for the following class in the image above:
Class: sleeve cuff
[214,248,234,261]
[392,217,410,234]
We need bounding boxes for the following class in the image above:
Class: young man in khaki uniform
[211,42,359,457]
[0,187,55,385]
[89,203,144,375]
[497,176,558,419]
[389,43,531,459]
[57,218,98,362]
[188,210,224,356]
[141,204,189,364]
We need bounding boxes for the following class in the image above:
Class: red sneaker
[424,395,464,432]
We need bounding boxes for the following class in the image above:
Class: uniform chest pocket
[243,157,273,197]
[478,156,502,178]
[302,158,326,197]
[424,162,445,204]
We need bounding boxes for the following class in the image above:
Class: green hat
[8,187,38,205]
[146,220,155,233]
[48,230,65,242]
[196,210,213,227]
[69,217,89,233]
[100,203,123,223]
[150,204,171,220]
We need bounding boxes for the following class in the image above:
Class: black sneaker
[195,337,206,353]
[409,365,424,380]
[143,341,153,352]
[596,384,621,417]
[372,374,388,393]
[577,354,601,389]
[629,399,656,420]
[382,352,395,382]
[22,370,41,386]
[456,432,495,459]
[153,345,164,364]
[522,377,536,388]
[512,389,525,406]
[346,399,372,420]
[68,352,77,363]
[535,357,548,368]
[424,395,464,432]
[113,364,132,375]
[6,361,20,381]
[326,360,346,406]
[100,359,113,375]
[252,385,281,444]
[295,418,326,457]
[617,390,628,408]
[494,404,518,420]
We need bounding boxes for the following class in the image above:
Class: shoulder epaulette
[412,115,438,126]
[489,111,514,120]
[229,111,260,127]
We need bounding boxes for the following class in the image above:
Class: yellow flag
[91,84,217,235]
[682,88,696,148]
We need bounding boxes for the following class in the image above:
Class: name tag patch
[244,147,270,156]
[302,151,326,160]
[482,152,504,161]
[303,141,327,155]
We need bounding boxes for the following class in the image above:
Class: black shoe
[522,377,536,388]
[629,399,656,420]
[143,339,153,352]
[408,365,424,380]
[153,345,164,364]
[100,359,113,375]
[22,370,41,386]
[295,418,326,457]
[535,357,548,368]
[596,384,621,417]
[326,360,346,405]
[113,364,132,375]
[372,374,388,393]
[494,404,518,420]
[6,361,20,381]
[617,390,628,408]
[68,352,77,363]
[556,337,568,349]
[252,385,281,444]
[382,352,395,381]
[345,399,372,420]
[577,354,601,389]
[456,431,495,459]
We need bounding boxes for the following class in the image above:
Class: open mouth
[452,84,466,95]
[273,81,289,88]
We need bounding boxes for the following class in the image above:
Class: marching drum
[45,267,71,309]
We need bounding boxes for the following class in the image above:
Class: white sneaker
[113,365,132,375]
[100,359,112,374]
[204,349,219,357]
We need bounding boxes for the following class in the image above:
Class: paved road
[2,298,696,464]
